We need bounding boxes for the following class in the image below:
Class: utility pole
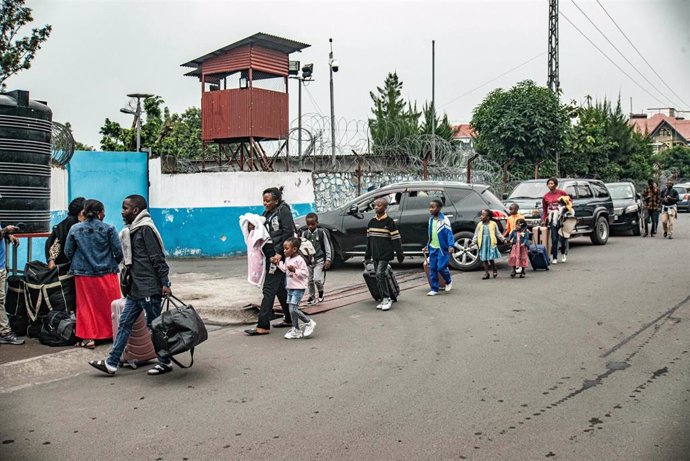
[329,38,338,167]
[547,0,560,93]
[431,40,436,162]
[121,93,152,152]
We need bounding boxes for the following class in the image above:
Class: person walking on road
[245,187,295,336]
[365,198,404,311]
[45,197,85,270]
[65,200,123,349]
[642,179,660,237]
[89,194,173,376]
[301,213,333,305]
[542,178,569,265]
[660,180,680,239]
[472,209,505,280]
[503,203,524,238]
[0,223,24,345]
[507,218,531,278]
[279,238,316,339]
[423,199,454,296]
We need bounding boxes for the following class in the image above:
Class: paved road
[1,216,689,460]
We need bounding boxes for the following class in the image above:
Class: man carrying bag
[151,295,207,368]
[89,195,175,376]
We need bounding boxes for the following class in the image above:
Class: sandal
[510,270,516,278]
[482,273,490,280]
[77,340,96,349]
[147,363,173,376]
[519,273,525,278]
[244,328,270,336]
[89,359,116,375]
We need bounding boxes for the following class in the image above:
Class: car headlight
[625,205,638,214]
[613,207,623,216]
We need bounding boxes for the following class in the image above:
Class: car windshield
[608,184,634,199]
[508,182,549,200]
[674,186,687,194]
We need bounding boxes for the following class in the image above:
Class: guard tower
[182,33,310,170]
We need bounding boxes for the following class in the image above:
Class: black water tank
[0,90,53,233]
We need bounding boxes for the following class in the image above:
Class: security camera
[330,59,339,72]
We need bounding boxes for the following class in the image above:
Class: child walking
[503,203,524,238]
[507,218,531,278]
[365,198,404,311]
[279,238,316,339]
[424,199,454,296]
[300,213,333,305]
[472,209,505,280]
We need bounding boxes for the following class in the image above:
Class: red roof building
[629,111,690,153]
[452,123,476,145]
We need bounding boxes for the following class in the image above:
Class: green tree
[420,102,454,142]
[99,96,165,152]
[470,80,571,178]
[368,72,420,152]
[0,0,52,90]
[658,145,690,179]
[64,122,93,151]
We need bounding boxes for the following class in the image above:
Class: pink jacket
[279,255,309,290]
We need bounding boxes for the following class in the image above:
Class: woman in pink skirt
[64,200,123,348]
[507,219,531,278]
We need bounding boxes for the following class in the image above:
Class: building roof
[629,113,690,141]
[452,123,476,139]
[181,33,310,69]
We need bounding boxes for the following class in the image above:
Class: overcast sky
[9,0,690,148]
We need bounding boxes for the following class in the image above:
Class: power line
[439,51,546,109]
[303,84,325,117]
[596,0,690,108]
[570,0,679,108]
[559,10,670,107]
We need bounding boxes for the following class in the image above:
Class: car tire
[590,215,609,245]
[632,213,641,236]
[449,231,481,271]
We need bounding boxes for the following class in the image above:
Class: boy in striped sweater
[365,198,404,311]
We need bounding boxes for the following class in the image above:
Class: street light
[120,93,153,152]
[289,62,314,170]
[329,38,339,166]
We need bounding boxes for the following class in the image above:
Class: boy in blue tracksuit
[424,199,455,296]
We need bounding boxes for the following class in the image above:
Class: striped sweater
[365,214,403,261]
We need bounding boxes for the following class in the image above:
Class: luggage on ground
[6,275,28,336]
[363,262,400,302]
[151,296,208,368]
[423,258,446,289]
[111,298,157,368]
[531,226,551,257]
[528,243,550,271]
[38,310,76,347]
[24,261,76,317]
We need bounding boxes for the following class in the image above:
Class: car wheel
[449,231,480,271]
[632,213,641,236]
[590,215,609,245]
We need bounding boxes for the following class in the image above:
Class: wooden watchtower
[182,33,310,170]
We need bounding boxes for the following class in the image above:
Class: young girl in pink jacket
[279,238,316,339]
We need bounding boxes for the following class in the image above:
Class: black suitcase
[363,263,400,302]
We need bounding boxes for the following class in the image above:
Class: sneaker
[426,290,438,296]
[0,332,24,345]
[305,297,317,306]
[444,282,453,292]
[284,328,303,339]
[147,363,173,375]
[551,258,557,265]
[303,320,316,337]
[318,292,325,303]
[561,255,567,263]
[376,301,384,309]
[381,298,392,311]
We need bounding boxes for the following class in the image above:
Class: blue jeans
[428,248,452,292]
[107,295,169,368]
[287,289,310,329]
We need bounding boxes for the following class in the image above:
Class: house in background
[452,123,476,147]
[629,108,690,153]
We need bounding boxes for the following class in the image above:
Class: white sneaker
[444,282,452,292]
[561,255,567,263]
[376,301,384,309]
[551,258,557,265]
[303,320,316,337]
[284,328,303,339]
[426,290,438,296]
[381,298,392,311]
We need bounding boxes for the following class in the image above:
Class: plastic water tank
[0,90,53,233]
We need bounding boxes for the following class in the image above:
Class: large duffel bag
[38,310,76,347]
[6,275,29,336]
[151,296,208,368]
[24,261,76,319]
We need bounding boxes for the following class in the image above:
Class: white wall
[50,166,68,211]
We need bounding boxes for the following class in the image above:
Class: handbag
[151,295,208,368]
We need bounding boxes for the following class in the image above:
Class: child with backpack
[507,218,531,278]
[300,213,333,305]
[279,238,316,339]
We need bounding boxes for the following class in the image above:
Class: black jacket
[262,202,295,259]
[660,187,679,206]
[129,226,170,299]
[45,215,79,266]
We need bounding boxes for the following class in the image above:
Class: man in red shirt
[542,178,569,264]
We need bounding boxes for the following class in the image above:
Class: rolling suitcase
[111,299,157,368]
[363,263,400,302]
[528,244,550,270]
[531,226,551,258]
[423,258,446,289]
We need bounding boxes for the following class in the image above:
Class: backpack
[299,238,316,266]
[38,310,76,347]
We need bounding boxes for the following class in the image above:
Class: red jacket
[542,189,569,222]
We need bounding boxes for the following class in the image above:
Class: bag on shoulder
[151,295,208,368]
[299,237,316,266]
[38,310,76,347]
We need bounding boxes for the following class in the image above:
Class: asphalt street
[1,216,689,460]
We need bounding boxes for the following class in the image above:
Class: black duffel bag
[24,261,76,318]
[151,295,208,368]
[6,275,28,336]
[38,310,77,347]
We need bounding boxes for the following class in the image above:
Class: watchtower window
[251,70,286,93]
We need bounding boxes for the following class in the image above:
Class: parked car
[673,184,690,212]
[605,182,642,235]
[296,181,509,271]
[503,178,614,245]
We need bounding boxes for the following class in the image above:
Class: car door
[339,188,405,256]
[397,188,451,253]
[575,182,596,228]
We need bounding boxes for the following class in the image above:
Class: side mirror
[502,193,509,200]
[635,193,641,200]
[348,204,359,216]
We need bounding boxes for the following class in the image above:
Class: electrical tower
[547,0,560,93]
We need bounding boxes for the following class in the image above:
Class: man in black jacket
[89,194,173,375]
[245,187,295,335]
[660,180,680,239]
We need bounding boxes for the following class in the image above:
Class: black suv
[296,182,508,271]
[504,178,614,245]
[605,182,642,235]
